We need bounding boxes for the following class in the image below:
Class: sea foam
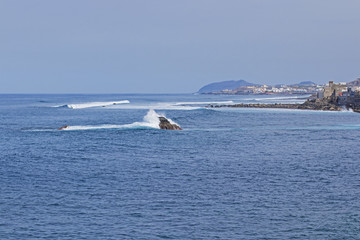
[249,95,310,101]
[173,101,234,105]
[55,100,130,109]
[61,109,179,131]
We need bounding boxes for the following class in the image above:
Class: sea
[1,93,360,240]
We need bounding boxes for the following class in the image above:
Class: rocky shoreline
[208,99,360,112]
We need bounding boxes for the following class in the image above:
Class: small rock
[58,125,69,130]
[158,117,182,130]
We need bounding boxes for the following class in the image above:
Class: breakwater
[208,99,345,111]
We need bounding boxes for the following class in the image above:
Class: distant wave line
[174,101,234,105]
[243,95,310,101]
[54,100,130,109]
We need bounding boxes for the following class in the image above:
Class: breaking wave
[341,107,354,112]
[60,109,179,131]
[54,100,130,109]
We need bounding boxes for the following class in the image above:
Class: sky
[1,0,360,93]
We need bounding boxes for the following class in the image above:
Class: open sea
[1,93,360,240]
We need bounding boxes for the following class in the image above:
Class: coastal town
[318,78,360,107]
[206,78,360,112]
[217,81,323,95]
[205,79,360,96]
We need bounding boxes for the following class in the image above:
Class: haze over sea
[1,93,360,239]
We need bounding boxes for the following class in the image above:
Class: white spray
[61,109,180,131]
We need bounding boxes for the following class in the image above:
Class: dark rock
[58,125,69,130]
[159,117,182,130]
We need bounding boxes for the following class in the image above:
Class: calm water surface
[1,94,360,239]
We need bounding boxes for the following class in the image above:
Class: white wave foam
[61,109,180,131]
[110,103,202,110]
[341,107,354,112]
[174,101,234,105]
[54,100,130,109]
[241,95,310,101]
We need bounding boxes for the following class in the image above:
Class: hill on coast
[292,81,317,86]
[198,80,258,93]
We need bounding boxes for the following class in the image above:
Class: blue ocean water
[1,94,360,240]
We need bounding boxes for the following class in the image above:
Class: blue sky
[1,0,360,93]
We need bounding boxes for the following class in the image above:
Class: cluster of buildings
[317,79,360,106]
[221,83,323,95]
[213,79,360,107]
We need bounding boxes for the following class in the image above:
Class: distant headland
[198,80,319,95]
[202,78,360,112]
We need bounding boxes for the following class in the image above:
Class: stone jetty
[209,99,344,112]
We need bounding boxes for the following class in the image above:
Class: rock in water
[58,125,69,130]
[158,117,182,130]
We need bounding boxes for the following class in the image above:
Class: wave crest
[61,109,180,131]
[54,100,130,109]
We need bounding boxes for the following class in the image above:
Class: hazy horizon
[1,0,360,93]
